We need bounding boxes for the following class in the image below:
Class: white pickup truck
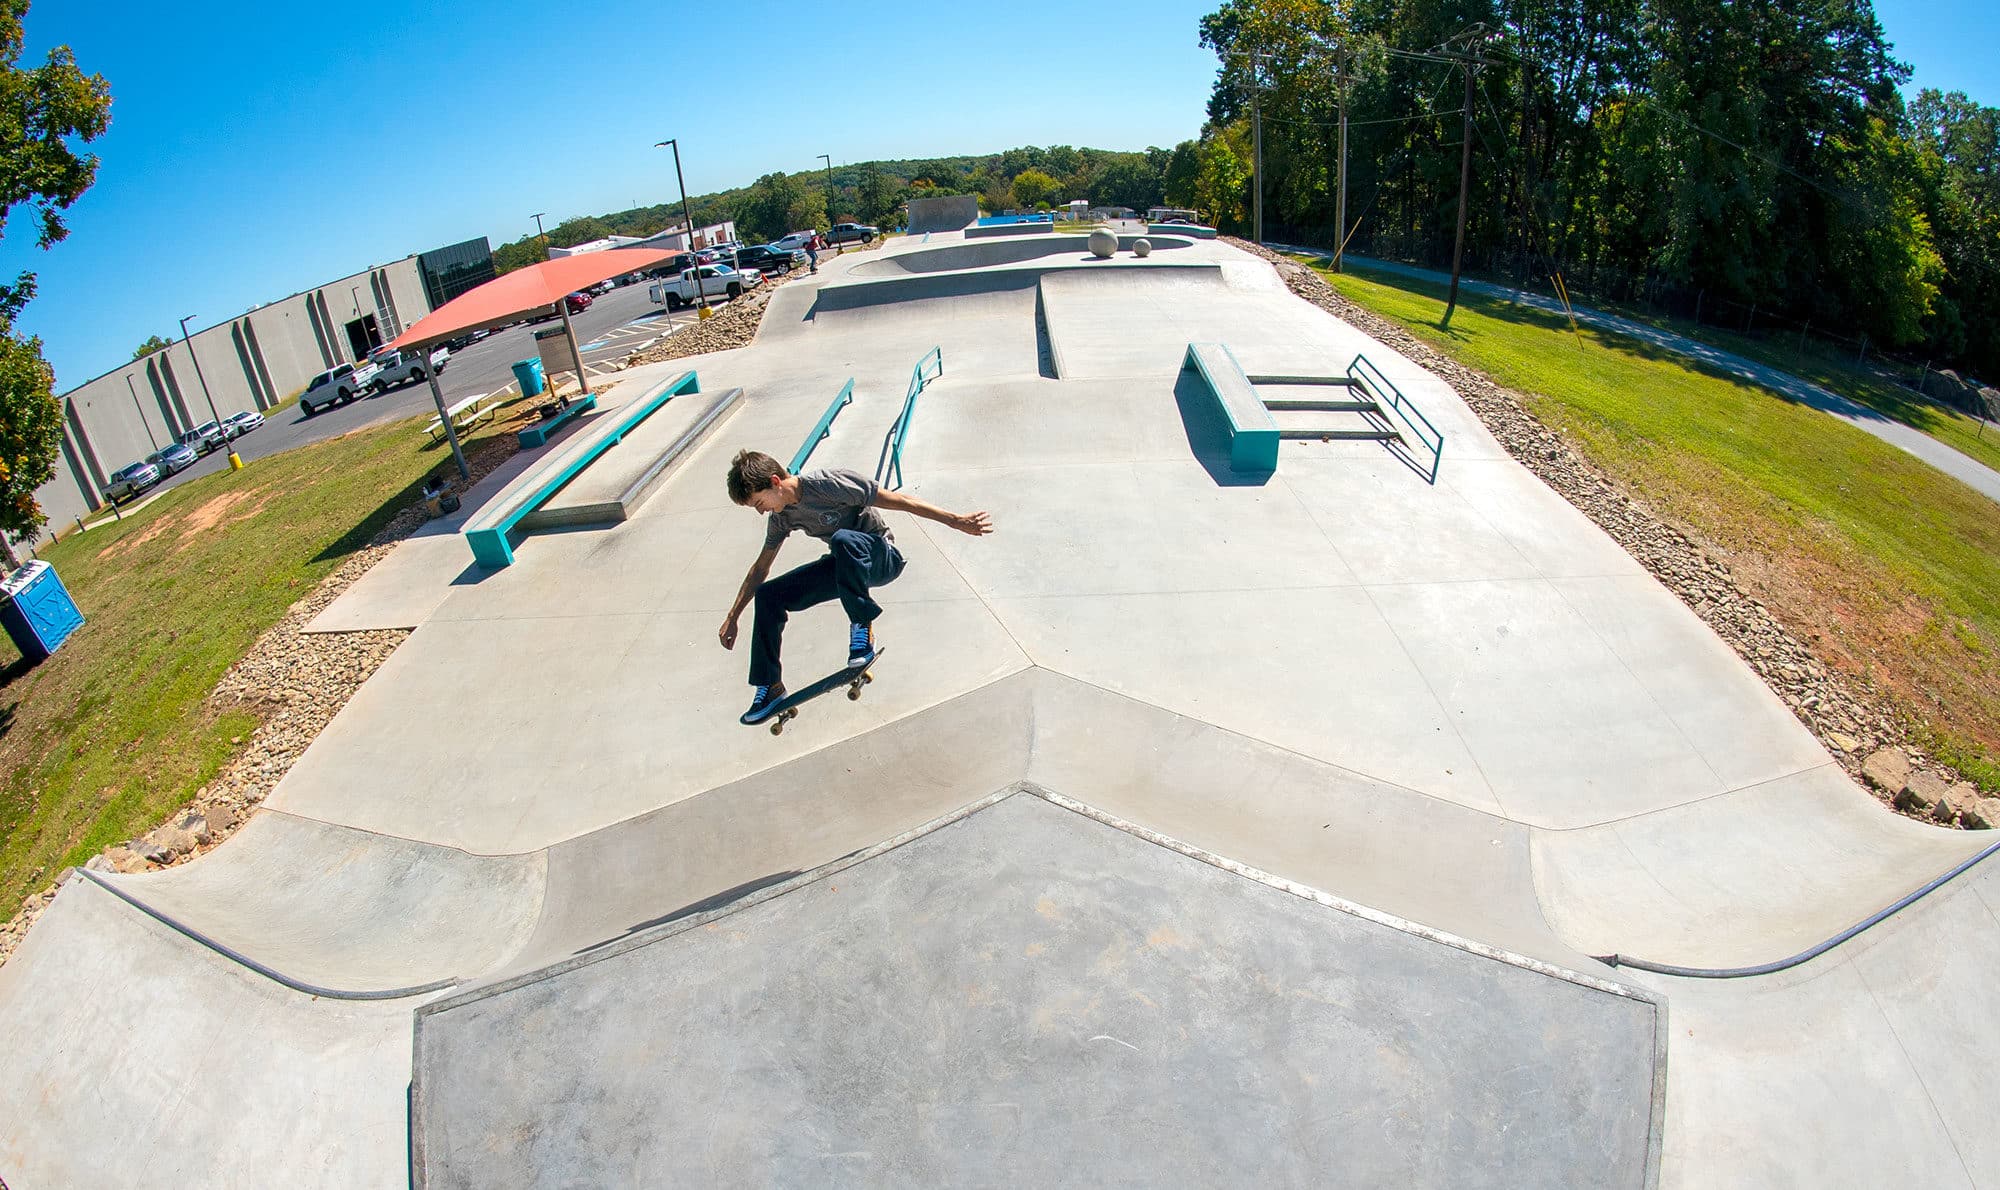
[357,346,450,394]
[647,264,763,311]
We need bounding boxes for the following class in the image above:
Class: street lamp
[818,153,840,255]
[654,139,711,320]
[126,374,158,451]
[530,211,549,258]
[178,315,240,471]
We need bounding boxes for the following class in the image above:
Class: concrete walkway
[4,229,1998,1187]
[1309,250,2000,505]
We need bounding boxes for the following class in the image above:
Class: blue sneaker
[743,682,786,722]
[847,621,876,668]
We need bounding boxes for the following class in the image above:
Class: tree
[131,334,171,360]
[0,6,110,539]
[785,189,828,234]
[1011,168,1061,208]
[1194,125,1253,230]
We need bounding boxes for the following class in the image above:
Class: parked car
[588,279,616,295]
[772,230,818,252]
[564,290,593,313]
[300,364,360,417]
[222,410,264,437]
[179,420,225,453]
[360,346,449,394]
[825,222,878,246]
[648,264,764,310]
[149,442,198,474]
[102,459,161,504]
[733,244,806,275]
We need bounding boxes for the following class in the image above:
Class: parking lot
[100,281,701,518]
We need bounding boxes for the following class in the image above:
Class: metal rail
[875,347,943,490]
[1348,352,1444,481]
[790,378,855,473]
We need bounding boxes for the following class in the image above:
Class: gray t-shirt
[763,468,893,551]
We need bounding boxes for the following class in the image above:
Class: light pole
[178,315,240,470]
[819,153,841,255]
[127,374,158,451]
[531,211,548,258]
[654,139,711,320]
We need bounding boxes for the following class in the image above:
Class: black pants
[749,529,904,686]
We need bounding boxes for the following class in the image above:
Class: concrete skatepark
[3,230,1998,1186]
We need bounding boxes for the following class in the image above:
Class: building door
[344,315,380,360]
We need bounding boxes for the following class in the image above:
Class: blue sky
[5,0,1991,392]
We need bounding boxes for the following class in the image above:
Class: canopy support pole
[426,364,471,479]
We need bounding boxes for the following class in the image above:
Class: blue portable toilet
[0,561,84,664]
[511,358,547,397]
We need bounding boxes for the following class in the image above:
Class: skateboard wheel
[847,683,861,700]
[770,720,784,735]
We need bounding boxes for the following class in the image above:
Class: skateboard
[740,646,885,735]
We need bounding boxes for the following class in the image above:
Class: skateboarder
[719,450,993,720]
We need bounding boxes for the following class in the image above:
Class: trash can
[511,358,546,397]
[0,560,84,665]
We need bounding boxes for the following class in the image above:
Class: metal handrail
[790,378,855,473]
[1348,353,1444,480]
[876,347,943,490]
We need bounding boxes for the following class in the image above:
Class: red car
[563,291,593,313]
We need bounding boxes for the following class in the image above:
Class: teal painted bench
[465,370,700,569]
[517,394,597,448]
[1182,343,1278,472]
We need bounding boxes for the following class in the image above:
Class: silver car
[103,460,161,504]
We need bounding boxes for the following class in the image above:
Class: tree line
[487,145,1202,274]
[1189,0,2000,380]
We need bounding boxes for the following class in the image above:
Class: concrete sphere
[1087,228,1118,258]
[1132,237,1153,258]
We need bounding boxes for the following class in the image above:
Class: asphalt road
[107,281,711,515]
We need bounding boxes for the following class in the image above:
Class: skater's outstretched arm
[719,545,780,649]
[872,489,993,536]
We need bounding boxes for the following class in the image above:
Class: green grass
[0,411,513,919]
[1542,286,2000,476]
[1321,260,2000,790]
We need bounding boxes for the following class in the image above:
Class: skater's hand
[718,616,739,650]
[952,511,994,536]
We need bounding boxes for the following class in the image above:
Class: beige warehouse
[25,240,489,542]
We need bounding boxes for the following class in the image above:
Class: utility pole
[1334,43,1349,272]
[1251,60,1264,244]
[1434,25,1498,329]
[1442,61,1476,327]
[655,139,712,319]
[178,315,241,471]
[819,153,841,255]
[127,374,158,451]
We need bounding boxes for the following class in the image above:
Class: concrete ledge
[463,369,699,568]
[1182,342,1278,472]
[522,386,744,529]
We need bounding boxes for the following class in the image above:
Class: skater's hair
[727,450,788,504]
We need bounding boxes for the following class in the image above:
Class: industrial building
[25,239,496,542]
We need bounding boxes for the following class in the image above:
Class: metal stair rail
[791,378,855,473]
[875,347,943,490]
[1347,353,1444,481]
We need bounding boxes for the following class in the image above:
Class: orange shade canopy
[388,248,681,350]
